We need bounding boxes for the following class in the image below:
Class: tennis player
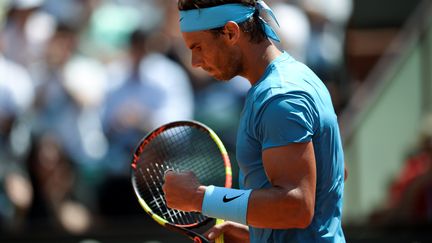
[163,0,346,242]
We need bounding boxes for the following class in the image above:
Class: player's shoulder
[249,72,314,111]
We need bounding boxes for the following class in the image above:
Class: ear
[223,21,240,44]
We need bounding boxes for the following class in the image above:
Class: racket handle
[215,219,225,243]
[215,235,224,243]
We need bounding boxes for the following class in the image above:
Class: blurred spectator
[102,28,194,176]
[1,0,55,72]
[0,22,34,231]
[27,133,91,234]
[151,0,212,91]
[30,22,108,168]
[26,21,108,234]
[82,0,161,62]
[371,114,432,226]
[300,0,353,75]
[299,0,353,112]
[271,0,311,62]
[99,27,194,216]
[193,77,250,152]
[41,0,99,33]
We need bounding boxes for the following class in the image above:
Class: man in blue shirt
[163,0,346,242]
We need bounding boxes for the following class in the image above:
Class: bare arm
[246,141,316,229]
[163,141,316,229]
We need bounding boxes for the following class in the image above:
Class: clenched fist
[162,170,206,212]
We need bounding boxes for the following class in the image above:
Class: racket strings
[136,168,194,225]
[133,125,226,226]
[139,170,185,225]
[138,165,200,225]
[151,126,225,185]
[147,162,201,225]
[170,127,225,183]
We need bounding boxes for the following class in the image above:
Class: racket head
[131,120,232,230]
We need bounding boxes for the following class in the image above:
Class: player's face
[182,31,242,81]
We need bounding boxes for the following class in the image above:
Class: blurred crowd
[0,0,354,235]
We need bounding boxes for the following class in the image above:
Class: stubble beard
[215,56,243,82]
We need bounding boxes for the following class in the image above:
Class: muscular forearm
[185,184,314,229]
[246,186,314,229]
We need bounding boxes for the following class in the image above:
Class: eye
[193,46,202,52]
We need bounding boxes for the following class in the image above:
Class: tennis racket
[131,120,232,243]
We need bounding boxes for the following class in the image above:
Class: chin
[206,68,235,81]
[213,71,236,81]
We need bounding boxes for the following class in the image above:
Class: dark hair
[177,0,267,43]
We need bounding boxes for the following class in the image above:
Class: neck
[239,39,282,85]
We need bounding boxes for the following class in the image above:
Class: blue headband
[179,0,280,42]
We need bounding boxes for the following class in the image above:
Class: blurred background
[0,0,431,242]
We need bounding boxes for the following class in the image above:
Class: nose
[191,53,202,68]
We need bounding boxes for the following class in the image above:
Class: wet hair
[177,0,267,43]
